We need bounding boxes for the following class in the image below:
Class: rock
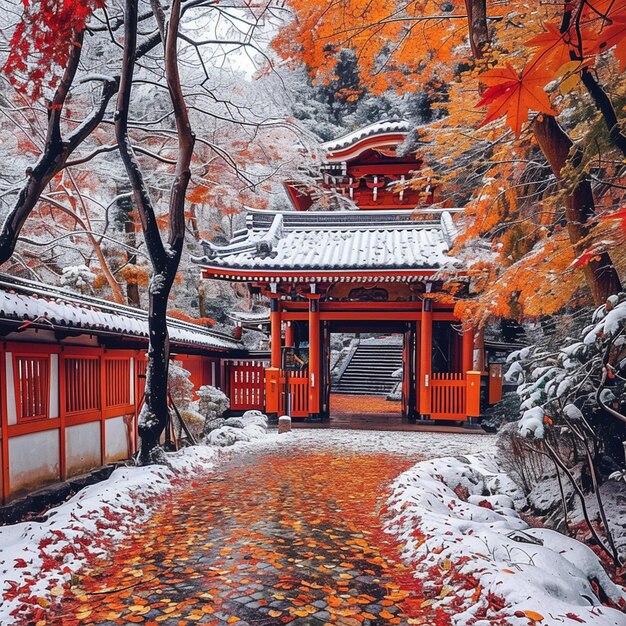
[278,415,292,434]
[203,417,226,433]
[207,426,243,447]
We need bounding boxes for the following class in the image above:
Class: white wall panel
[65,421,101,478]
[105,416,129,462]
[9,430,59,496]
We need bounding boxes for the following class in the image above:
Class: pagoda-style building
[195,121,501,423]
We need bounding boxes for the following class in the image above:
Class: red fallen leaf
[565,613,586,623]
[13,558,28,568]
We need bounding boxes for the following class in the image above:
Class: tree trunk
[116,0,194,463]
[533,115,621,304]
[464,0,489,59]
[137,281,172,463]
[125,217,141,307]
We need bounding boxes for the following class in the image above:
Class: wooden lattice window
[105,358,131,407]
[65,357,100,414]
[14,355,50,421]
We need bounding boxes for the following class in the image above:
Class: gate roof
[194,208,465,283]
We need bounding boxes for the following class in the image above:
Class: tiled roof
[194,209,462,279]
[0,274,241,351]
[321,120,411,154]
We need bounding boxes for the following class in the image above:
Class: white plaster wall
[5,352,16,426]
[65,421,101,478]
[105,416,129,462]
[9,430,59,496]
[49,354,59,419]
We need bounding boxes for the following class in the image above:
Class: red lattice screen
[65,357,100,414]
[105,358,131,407]
[14,355,50,421]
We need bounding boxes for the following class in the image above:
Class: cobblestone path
[50,448,438,626]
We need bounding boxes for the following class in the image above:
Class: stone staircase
[333,341,403,396]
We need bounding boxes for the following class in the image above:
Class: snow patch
[386,454,626,626]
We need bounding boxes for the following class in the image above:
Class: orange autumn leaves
[477,1,626,136]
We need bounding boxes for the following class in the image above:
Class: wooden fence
[227,361,266,411]
[430,372,466,420]
[278,370,309,418]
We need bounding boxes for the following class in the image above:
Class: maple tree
[0,0,314,461]
[273,0,625,325]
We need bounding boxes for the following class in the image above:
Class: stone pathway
[48,447,446,626]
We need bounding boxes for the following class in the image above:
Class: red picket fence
[278,370,309,418]
[228,361,265,411]
[431,372,466,420]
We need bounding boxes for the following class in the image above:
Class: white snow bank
[386,454,626,626]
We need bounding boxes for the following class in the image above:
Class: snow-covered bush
[503,294,626,566]
[205,410,268,447]
[506,294,626,452]
[60,265,95,293]
[167,361,204,439]
[168,361,194,408]
[197,385,230,430]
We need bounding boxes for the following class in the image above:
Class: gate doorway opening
[325,321,413,427]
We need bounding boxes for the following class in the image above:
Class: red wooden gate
[228,361,265,411]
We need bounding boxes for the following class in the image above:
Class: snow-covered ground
[1,429,624,626]
[386,454,626,626]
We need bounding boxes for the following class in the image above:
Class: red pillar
[270,295,282,369]
[462,327,474,375]
[419,298,432,416]
[308,294,321,415]
[285,321,294,348]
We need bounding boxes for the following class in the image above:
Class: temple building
[195,121,503,423]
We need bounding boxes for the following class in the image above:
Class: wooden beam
[280,311,458,322]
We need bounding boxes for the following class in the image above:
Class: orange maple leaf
[477,63,555,136]
[525,23,573,70]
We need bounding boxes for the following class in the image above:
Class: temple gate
[196,121,499,423]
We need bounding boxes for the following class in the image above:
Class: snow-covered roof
[194,208,462,281]
[0,274,241,352]
[321,120,411,155]
[227,309,271,324]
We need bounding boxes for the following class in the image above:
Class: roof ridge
[321,120,411,153]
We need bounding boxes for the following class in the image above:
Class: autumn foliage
[273,0,626,326]
[4,0,103,98]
